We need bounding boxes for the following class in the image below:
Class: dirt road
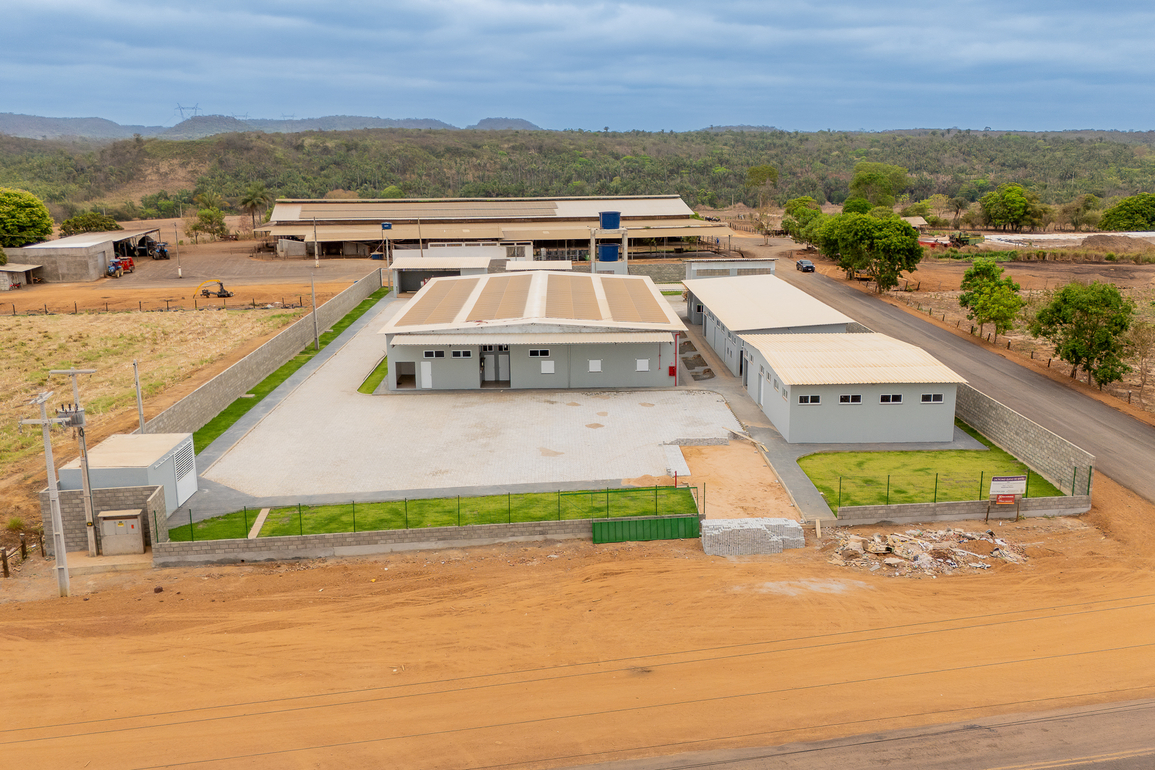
[1,475,1150,769]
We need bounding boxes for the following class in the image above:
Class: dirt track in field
[0,474,1150,769]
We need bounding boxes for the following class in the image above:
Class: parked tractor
[949,232,984,247]
[150,242,170,260]
[106,256,135,278]
[196,280,234,298]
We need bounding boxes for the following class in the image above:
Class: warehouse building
[742,333,966,443]
[4,229,161,282]
[258,195,730,262]
[682,273,855,379]
[684,258,776,280]
[379,271,683,390]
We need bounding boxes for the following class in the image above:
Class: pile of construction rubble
[829,528,1027,576]
[702,518,806,556]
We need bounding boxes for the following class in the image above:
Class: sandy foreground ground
[0,473,1149,769]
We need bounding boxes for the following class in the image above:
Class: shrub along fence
[166,486,700,542]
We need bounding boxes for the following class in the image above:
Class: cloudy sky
[4,0,1153,131]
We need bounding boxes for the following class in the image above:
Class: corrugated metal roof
[270,196,690,222]
[380,272,683,335]
[503,261,573,271]
[389,332,674,346]
[683,274,853,331]
[0,263,42,271]
[24,228,160,249]
[389,256,495,270]
[742,333,966,386]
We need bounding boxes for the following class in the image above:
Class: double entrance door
[481,345,510,383]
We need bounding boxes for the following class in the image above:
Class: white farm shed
[380,271,683,390]
[683,274,855,379]
[741,333,966,443]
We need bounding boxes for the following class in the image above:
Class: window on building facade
[423,350,445,359]
[839,394,862,404]
[921,393,944,403]
[588,359,602,372]
[798,395,820,405]
[880,394,903,404]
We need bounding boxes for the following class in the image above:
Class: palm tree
[239,182,274,231]
[194,189,224,211]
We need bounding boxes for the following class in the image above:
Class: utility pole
[22,392,71,596]
[133,360,146,433]
[311,274,319,351]
[50,369,97,557]
[174,226,182,279]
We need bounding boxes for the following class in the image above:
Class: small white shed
[58,433,197,514]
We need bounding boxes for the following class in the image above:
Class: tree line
[0,127,1150,223]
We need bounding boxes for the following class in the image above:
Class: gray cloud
[2,0,1151,130]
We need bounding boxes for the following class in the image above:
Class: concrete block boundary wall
[144,270,383,436]
[956,384,1095,496]
[153,518,599,566]
[834,495,1092,528]
[41,485,166,557]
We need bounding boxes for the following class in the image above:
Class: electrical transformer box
[59,433,196,515]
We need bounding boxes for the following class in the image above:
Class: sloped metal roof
[381,272,683,335]
[389,332,673,346]
[741,333,966,386]
[389,256,495,271]
[683,273,853,331]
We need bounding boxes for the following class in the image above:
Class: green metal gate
[592,516,701,544]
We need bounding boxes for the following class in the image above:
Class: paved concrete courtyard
[201,297,741,500]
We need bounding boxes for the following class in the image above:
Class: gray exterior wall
[955,385,1095,495]
[40,485,166,557]
[386,340,677,390]
[144,270,382,435]
[5,243,112,282]
[685,259,776,280]
[745,347,958,443]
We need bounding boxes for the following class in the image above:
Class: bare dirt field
[0,473,1149,769]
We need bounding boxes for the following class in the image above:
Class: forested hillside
[0,127,1151,221]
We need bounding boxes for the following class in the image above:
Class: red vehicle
[107,256,135,278]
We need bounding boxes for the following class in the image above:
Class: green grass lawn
[357,356,389,394]
[166,487,698,541]
[193,287,391,452]
[798,420,1062,514]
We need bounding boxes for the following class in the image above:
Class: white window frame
[798,395,820,405]
[880,394,903,404]
[839,394,862,404]
[528,349,550,358]
[635,358,650,372]
[423,350,445,359]
[921,393,944,403]
[451,350,472,359]
[540,360,555,374]
[588,359,602,373]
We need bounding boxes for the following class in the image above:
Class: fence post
[838,477,842,511]
[189,508,195,542]
[404,498,408,529]
[557,490,561,521]
[933,473,939,503]
[1071,467,1077,496]
[153,511,160,544]
[352,501,356,533]
[457,495,460,527]
[655,485,658,515]
[1087,466,1093,496]
[1,548,7,578]
[979,471,984,500]
[508,492,511,524]
[886,475,890,505]
[243,506,249,537]
[298,503,303,536]
[1022,470,1027,499]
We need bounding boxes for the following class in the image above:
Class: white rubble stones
[701,518,806,557]
[828,527,1029,578]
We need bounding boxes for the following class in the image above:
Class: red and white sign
[995,494,1017,505]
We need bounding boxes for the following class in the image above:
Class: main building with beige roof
[380,271,683,390]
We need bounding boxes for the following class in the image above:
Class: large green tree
[1098,192,1155,231]
[849,162,909,208]
[833,213,922,292]
[186,207,229,243]
[1029,281,1135,387]
[958,259,1025,338]
[0,188,53,247]
[978,184,1049,231]
[59,211,123,237]
[744,164,778,209]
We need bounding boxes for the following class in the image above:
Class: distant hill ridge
[0,112,542,140]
